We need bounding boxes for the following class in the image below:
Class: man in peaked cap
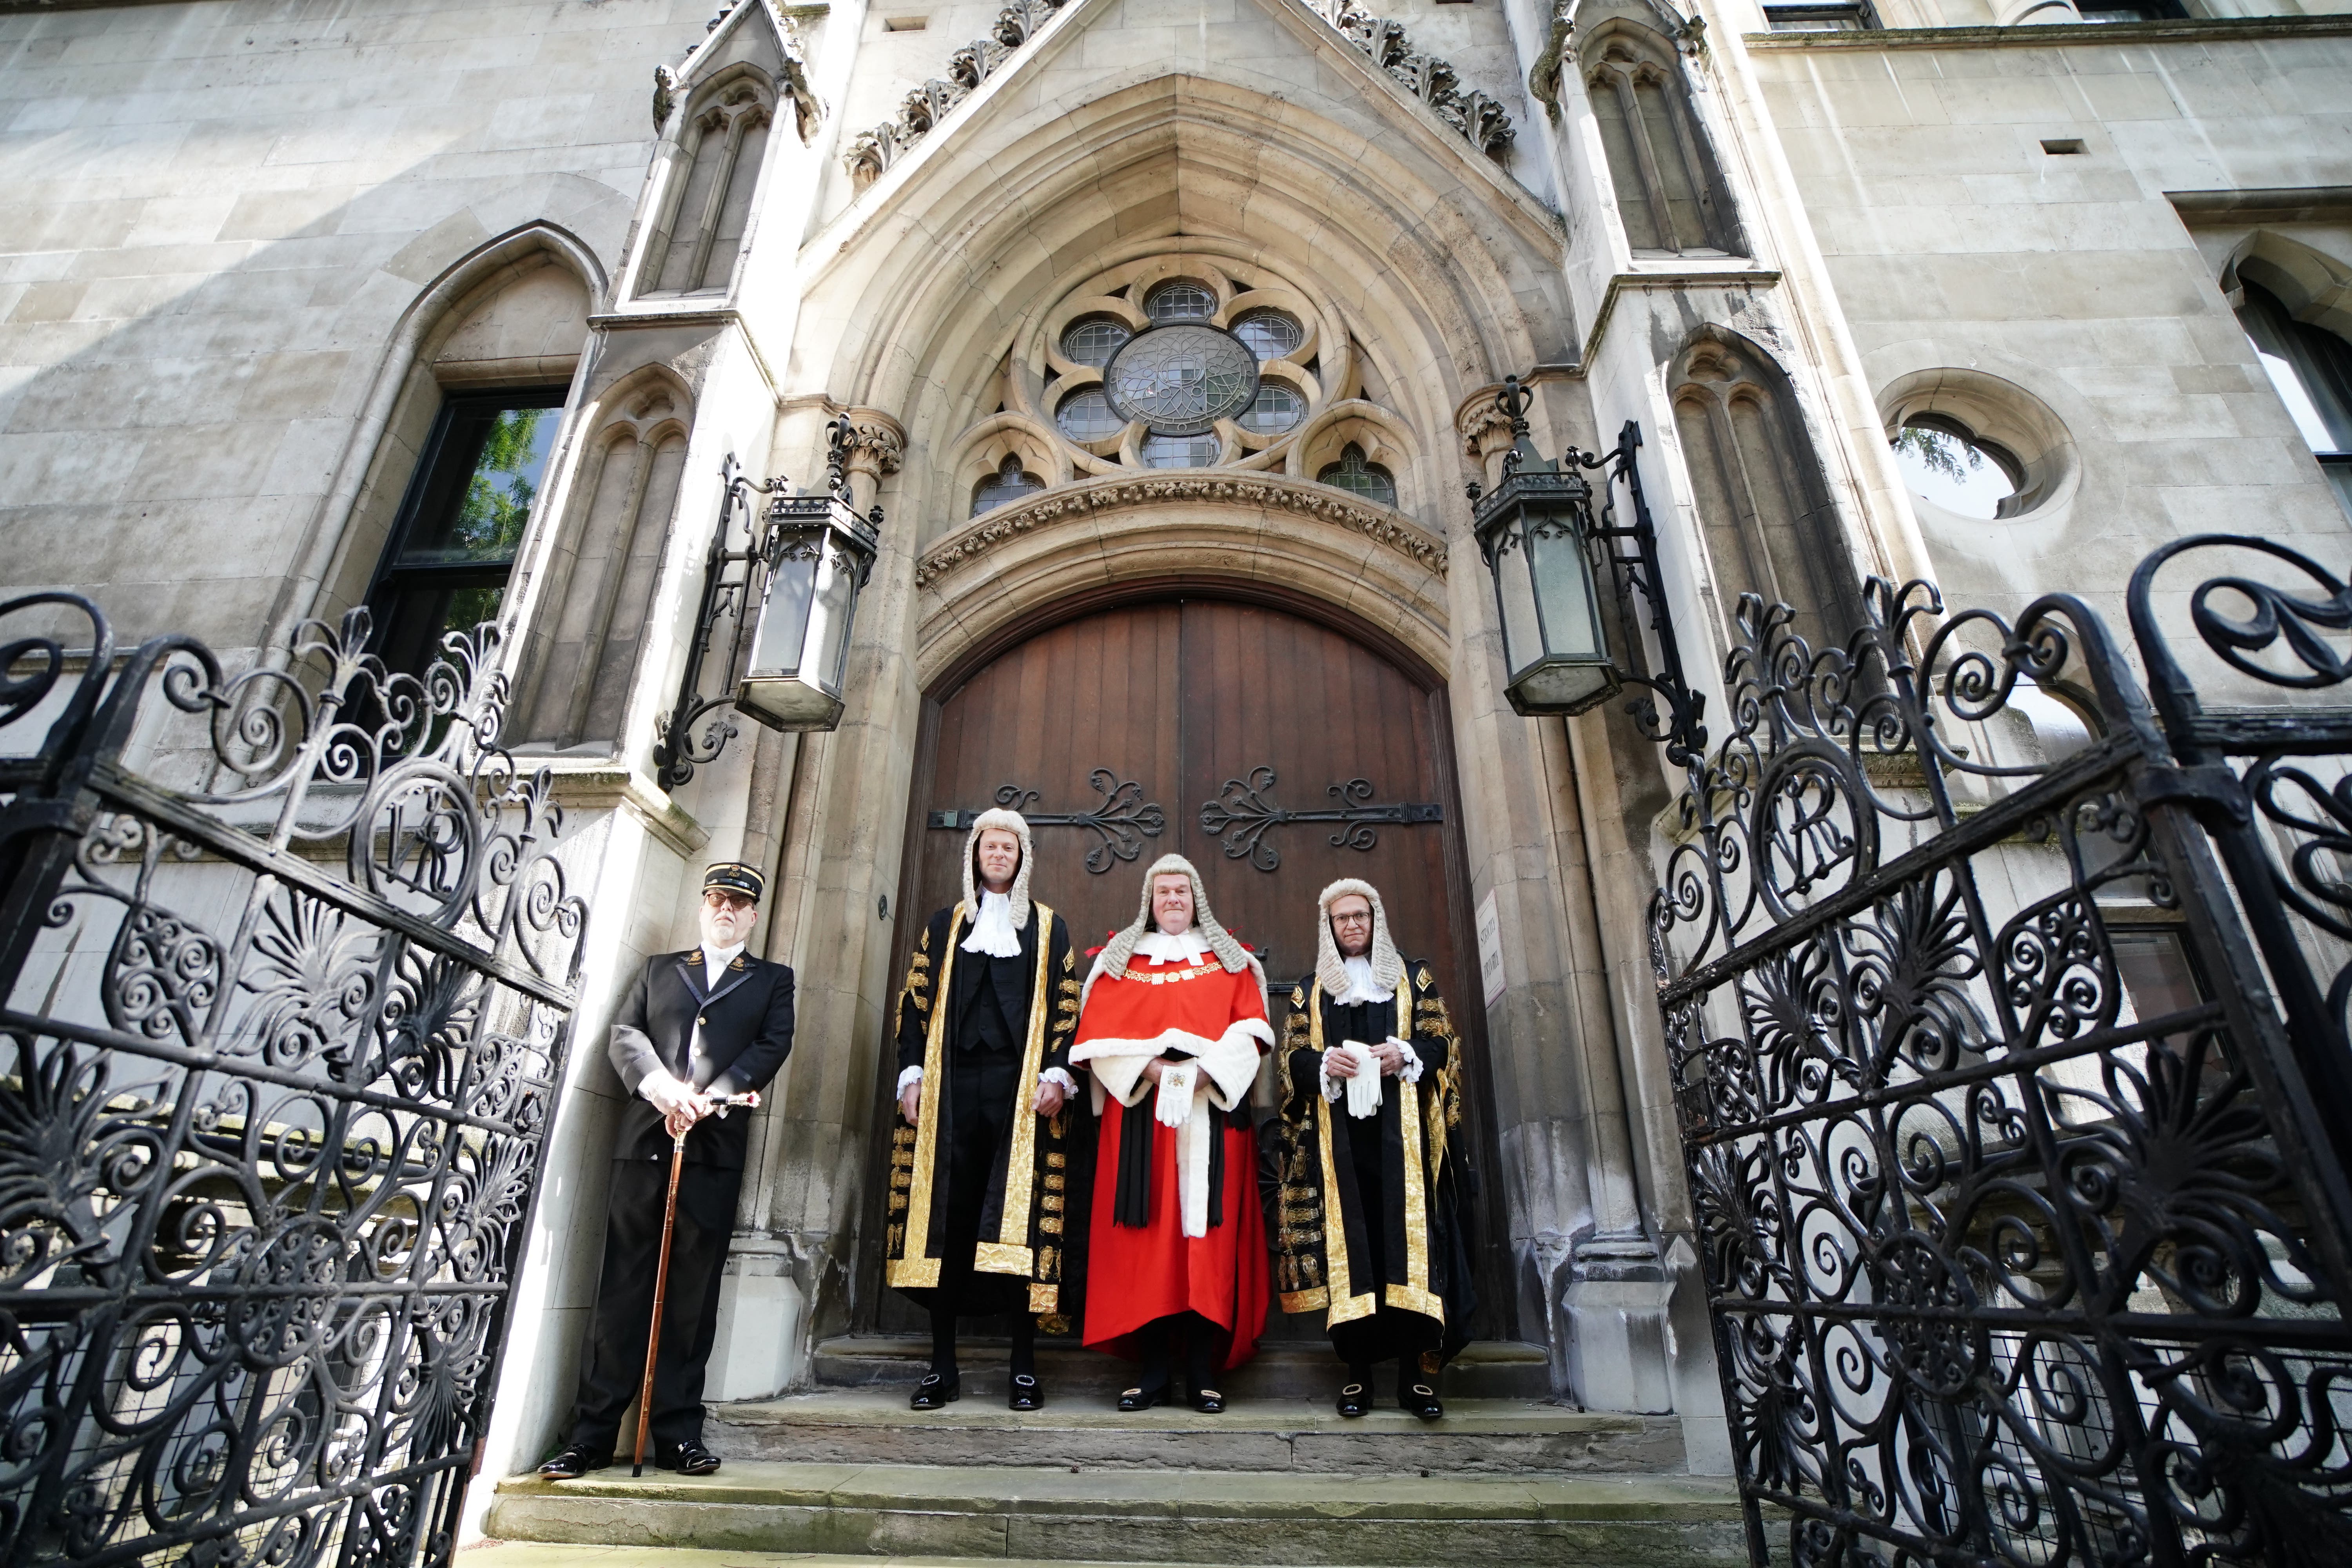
[1274,878,1475,1421]
[538,860,795,1480]
[887,808,1081,1411]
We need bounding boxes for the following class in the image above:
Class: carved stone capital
[1455,384,1516,462]
[835,408,906,477]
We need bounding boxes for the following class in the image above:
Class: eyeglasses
[1331,913,1372,926]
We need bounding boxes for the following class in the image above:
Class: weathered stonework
[915,472,1448,589]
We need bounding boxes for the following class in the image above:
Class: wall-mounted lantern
[1469,377,1708,764]
[654,418,882,789]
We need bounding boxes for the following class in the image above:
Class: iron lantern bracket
[652,418,883,792]
[1467,376,1708,765]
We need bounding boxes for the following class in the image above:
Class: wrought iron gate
[1648,536,2352,1566]
[0,595,586,1567]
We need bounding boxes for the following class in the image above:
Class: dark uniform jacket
[884,900,1082,1316]
[608,946,796,1169]
[1273,957,1475,1362]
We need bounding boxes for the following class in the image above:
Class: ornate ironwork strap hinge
[2134,759,2252,827]
[927,769,1165,873]
[1199,766,1443,871]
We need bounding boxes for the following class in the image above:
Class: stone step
[809,1336,1553,1401]
[486,1459,1748,1566]
[710,1389,1685,1475]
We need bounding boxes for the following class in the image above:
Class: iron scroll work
[1644,535,2352,1566]
[0,595,587,1567]
[927,771,1166,873]
[1198,767,1443,871]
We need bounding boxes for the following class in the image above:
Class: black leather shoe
[659,1438,722,1475]
[1008,1373,1045,1411]
[1401,1382,1445,1421]
[1188,1386,1225,1414]
[536,1444,606,1480]
[1117,1381,1167,1412]
[1336,1381,1370,1418]
[910,1372,960,1410]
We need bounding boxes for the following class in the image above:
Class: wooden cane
[631,1091,760,1478]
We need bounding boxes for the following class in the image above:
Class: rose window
[1104,325,1259,437]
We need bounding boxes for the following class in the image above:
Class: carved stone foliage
[846,0,1065,189]
[1316,0,1514,162]
[914,471,1448,589]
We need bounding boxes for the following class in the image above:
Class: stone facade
[5,0,2350,1541]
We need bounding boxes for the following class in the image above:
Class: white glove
[1155,1059,1199,1126]
[641,1067,701,1120]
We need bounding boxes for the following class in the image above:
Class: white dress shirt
[640,941,746,1105]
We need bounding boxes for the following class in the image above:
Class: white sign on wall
[1475,888,1506,1005]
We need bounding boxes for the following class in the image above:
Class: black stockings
[928,1307,1036,1381]
[1137,1311,1225,1394]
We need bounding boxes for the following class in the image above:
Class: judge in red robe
[1069,853,1273,1412]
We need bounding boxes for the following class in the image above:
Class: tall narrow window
[641,80,774,297]
[2236,278,2352,521]
[365,390,564,677]
[1584,29,1739,257]
[1672,336,1860,648]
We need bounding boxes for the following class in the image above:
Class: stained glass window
[1143,279,1217,322]
[1055,388,1123,442]
[1232,311,1303,361]
[1060,316,1131,367]
[1318,443,1397,506]
[971,454,1045,515]
[1238,383,1303,436]
[1103,325,1258,436]
[1140,432,1219,468]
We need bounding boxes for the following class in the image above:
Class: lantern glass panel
[1490,510,1546,680]
[1527,515,1607,664]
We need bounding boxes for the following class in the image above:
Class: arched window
[641,78,774,296]
[1673,334,1861,647]
[1583,28,1739,258]
[971,454,1045,516]
[1318,443,1397,507]
[2236,277,2352,519]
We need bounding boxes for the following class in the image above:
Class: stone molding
[914,472,1447,589]
[836,407,907,475]
[1742,14,2352,48]
[1316,0,1514,161]
[846,0,1066,188]
[1455,385,1515,460]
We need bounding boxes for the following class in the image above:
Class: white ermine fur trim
[961,808,1035,930]
[1315,878,1403,1001]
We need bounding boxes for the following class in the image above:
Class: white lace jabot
[1133,929,1210,965]
[1332,955,1393,1005]
[961,891,1022,958]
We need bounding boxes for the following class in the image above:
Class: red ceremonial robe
[1070,949,1274,1369]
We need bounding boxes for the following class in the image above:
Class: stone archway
[858,579,1507,1346]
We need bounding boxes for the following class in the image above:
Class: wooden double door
[870,594,1499,1338]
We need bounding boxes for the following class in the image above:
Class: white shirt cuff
[1319,1051,1341,1102]
[895,1065,924,1095]
[640,1065,690,1103]
[1040,1067,1077,1096]
[1394,1039,1425,1085]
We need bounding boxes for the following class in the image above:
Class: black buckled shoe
[535,1443,606,1480]
[659,1438,722,1475]
[1336,1381,1370,1418]
[1117,1381,1167,1412]
[1188,1386,1225,1414]
[1008,1373,1045,1412]
[910,1372,960,1410]
[1401,1382,1445,1421]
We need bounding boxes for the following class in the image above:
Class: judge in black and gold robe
[1275,877,1475,1420]
[886,807,1082,1412]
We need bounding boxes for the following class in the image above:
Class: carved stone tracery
[914,472,1447,589]
[846,0,1066,189]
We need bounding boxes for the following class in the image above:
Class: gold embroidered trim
[1040,1215,1063,1235]
[975,1240,1034,1273]
[1112,958,1222,985]
[1309,980,1378,1328]
[887,903,961,1290]
[1029,1281,1059,1314]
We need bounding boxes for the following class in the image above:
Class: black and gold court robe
[1274,958,1475,1368]
[886,900,1085,1320]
